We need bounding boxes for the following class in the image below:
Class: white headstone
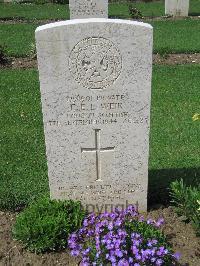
[36,18,153,212]
[69,0,108,19]
[165,0,189,16]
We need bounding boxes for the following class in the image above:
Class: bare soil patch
[0,15,199,25]
[1,54,200,70]
[0,18,59,25]
[141,16,200,21]
[0,211,78,266]
[0,207,199,266]
[153,53,200,65]
[0,57,37,69]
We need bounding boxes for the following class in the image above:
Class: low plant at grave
[12,197,86,253]
[28,42,37,59]
[170,179,200,236]
[128,5,143,19]
[68,205,180,265]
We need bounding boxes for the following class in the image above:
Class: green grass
[0,0,199,20]
[0,24,37,57]
[0,65,200,210]
[0,3,69,20]
[109,1,164,18]
[149,64,200,204]
[150,65,200,169]
[0,19,199,57]
[151,19,200,54]
[109,0,200,18]
[0,70,48,210]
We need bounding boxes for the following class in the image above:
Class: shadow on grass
[109,15,130,19]
[189,12,200,16]
[148,167,200,208]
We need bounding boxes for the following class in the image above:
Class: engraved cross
[81,129,115,182]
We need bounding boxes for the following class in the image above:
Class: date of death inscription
[46,93,149,127]
[58,183,144,201]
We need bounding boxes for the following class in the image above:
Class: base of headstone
[165,0,189,17]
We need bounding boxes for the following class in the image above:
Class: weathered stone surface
[69,0,108,19]
[36,18,153,212]
[165,0,189,16]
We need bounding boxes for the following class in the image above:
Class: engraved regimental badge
[69,37,122,90]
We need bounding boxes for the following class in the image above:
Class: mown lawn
[0,19,200,57]
[151,19,200,54]
[0,65,200,210]
[149,64,200,204]
[0,3,69,20]
[0,0,199,20]
[0,24,37,57]
[0,70,48,210]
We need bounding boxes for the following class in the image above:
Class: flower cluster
[68,205,180,266]
[192,113,200,121]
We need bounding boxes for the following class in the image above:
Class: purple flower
[139,216,144,222]
[173,252,181,260]
[135,254,141,260]
[135,233,141,239]
[108,222,114,230]
[118,259,129,266]
[71,249,80,256]
[151,257,156,263]
[69,233,77,239]
[86,229,94,237]
[155,218,165,227]
[95,252,101,259]
[118,229,127,237]
[68,240,77,249]
[115,249,123,258]
[152,239,158,245]
[147,239,158,247]
[110,213,117,220]
[115,218,122,227]
[131,245,139,255]
[109,255,116,263]
[155,258,163,266]
[100,212,109,218]
[147,218,154,225]
[83,219,88,227]
[68,205,175,266]
[132,239,140,246]
[106,253,110,259]
[156,246,165,256]
[142,248,152,257]
[82,248,91,256]
[131,233,136,239]
[128,257,133,263]
[80,262,90,266]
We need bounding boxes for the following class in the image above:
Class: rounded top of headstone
[35,18,153,33]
